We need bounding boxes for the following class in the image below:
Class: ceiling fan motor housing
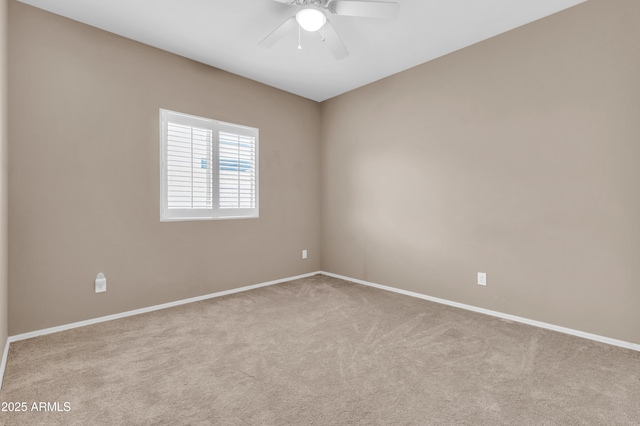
[263,0,400,59]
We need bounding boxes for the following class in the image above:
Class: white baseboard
[2,269,637,390]
[0,338,9,391]
[8,271,322,344]
[320,271,640,352]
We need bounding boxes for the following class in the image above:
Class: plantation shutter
[160,109,259,221]
[166,122,213,210]
[218,125,257,212]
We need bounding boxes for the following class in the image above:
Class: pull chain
[298,25,302,50]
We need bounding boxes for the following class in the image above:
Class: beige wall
[0,0,7,353]
[8,1,321,334]
[321,0,640,343]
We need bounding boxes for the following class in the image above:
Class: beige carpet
[1,274,639,425]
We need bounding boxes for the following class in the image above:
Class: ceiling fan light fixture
[296,8,327,32]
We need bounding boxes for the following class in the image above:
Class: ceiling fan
[259,0,400,60]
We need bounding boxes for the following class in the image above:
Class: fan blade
[330,0,399,19]
[322,20,349,60]
[259,16,297,48]
[271,0,297,4]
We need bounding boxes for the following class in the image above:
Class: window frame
[159,109,259,222]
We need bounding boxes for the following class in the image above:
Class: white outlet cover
[477,272,487,286]
[302,250,308,260]
[95,272,107,293]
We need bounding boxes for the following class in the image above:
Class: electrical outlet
[95,273,107,293]
[477,272,487,286]
[302,249,308,260]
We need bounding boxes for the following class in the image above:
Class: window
[160,109,258,221]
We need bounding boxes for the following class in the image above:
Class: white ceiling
[18,0,587,102]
